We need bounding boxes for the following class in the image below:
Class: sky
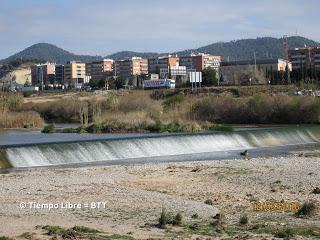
[0,0,319,59]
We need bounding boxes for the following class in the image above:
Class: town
[1,43,320,93]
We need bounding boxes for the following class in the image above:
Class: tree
[89,78,99,88]
[113,76,125,89]
[202,68,218,86]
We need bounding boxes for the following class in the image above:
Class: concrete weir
[1,126,320,169]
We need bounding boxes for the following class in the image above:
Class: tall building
[179,53,221,72]
[31,63,55,87]
[54,64,64,85]
[115,57,148,86]
[289,47,320,70]
[86,59,114,80]
[148,55,179,74]
[64,61,86,87]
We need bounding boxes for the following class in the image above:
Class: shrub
[207,124,234,132]
[296,202,317,217]
[274,228,295,239]
[158,208,173,228]
[41,124,55,133]
[162,93,185,111]
[172,213,183,226]
[158,209,183,228]
[146,120,167,133]
[191,95,320,124]
[239,214,249,225]
[204,199,214,205]
[86,123,104,134]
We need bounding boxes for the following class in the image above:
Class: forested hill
[1,36,319,64]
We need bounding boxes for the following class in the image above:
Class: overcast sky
[0,0,319,58]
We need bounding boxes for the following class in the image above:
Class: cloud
[0,0,319,58]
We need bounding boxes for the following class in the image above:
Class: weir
[1,126,320,168]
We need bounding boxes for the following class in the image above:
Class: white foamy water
[3,127,320,168]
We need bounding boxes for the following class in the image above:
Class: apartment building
[31,63,55,87]
[54,64,64,85]
[289,47,320,70]
[86,59,114,80]
[148,55,179,74]
[64,61,86,87]
[220,58,292,86]
[115,57,148,84]
[179,53,221,72]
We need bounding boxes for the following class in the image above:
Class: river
[0,125,320,169]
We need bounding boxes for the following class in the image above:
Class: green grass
[43,225,135,240]
[41,124,56,133]
[44,225,67,235]
[0,237,13,240]
[245,224,320,239]
[72,226,100,233]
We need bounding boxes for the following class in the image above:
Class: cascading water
[1,126,320,168]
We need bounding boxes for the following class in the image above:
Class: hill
[106,51,160,60]
[0,43,102,64]
[176,36,320,61]
[1,36,319,64]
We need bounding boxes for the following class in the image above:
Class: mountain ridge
[1,36,319,64]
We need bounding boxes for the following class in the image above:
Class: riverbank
[2,89,320,132]
[0,149,319,239]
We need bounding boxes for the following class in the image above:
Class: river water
[0,126,319,169]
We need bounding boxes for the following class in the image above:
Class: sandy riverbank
[0,150,319,239]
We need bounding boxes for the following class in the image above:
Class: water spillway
[1,126,320,169]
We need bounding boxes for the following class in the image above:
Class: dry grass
[191,95,320,124]
[99,111,155,126]
[0,111,44,129]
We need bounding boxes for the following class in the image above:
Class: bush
[86,123,104,134]
[191,95,320,124]
[158,208,182,228]
[274,228,295,239]
[173,213,183,226]
[162,93,185,111]
[145,120,167,133]
[158,208,173,228]
[239,214,249,225]
[41,124,55,133]
[296,202,317,217]
[207,124,234,132]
